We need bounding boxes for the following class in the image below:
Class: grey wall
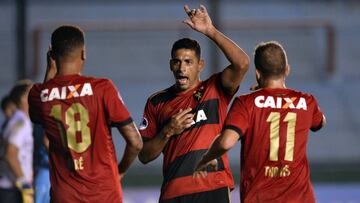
[1,1,359,181]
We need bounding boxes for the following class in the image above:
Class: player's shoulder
[8,111,26,128]
[82,76,115,89]
[28,83,44,100]
[288,88,316,100]
[204,72,222,86]
[30,82,44,92]
[148,86,175,106]
[237,88,264,100]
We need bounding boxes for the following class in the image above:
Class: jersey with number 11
[29,74,132,203]
[224,88,324,203]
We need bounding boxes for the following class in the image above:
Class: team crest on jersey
[193,86,204,101]
[139,117,148,130]
[40,83,93,102]
[254,96,307,110]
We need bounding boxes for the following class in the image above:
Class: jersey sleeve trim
[310,117,323,132]
[223,125,243,138]
[111,117,133,128]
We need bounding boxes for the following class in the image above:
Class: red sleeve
[211,72,238,104]
[223,96,249,137]
[28,84,42,125]
[310,95,324,132]
[139,99,158,140]
[103,80,132,127]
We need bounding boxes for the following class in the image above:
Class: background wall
[1,0,360,201]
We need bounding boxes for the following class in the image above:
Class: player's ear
[255,69,261,80]
[81,48,86,61]
[285,64,290,77]
[198,59,205,72]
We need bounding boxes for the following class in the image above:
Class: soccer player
[28,25,143,203]
[0,81,34,203]
[194,41,326,203]
[138,5,249,203]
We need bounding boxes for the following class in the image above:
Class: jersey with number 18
[28,74,132,203]
[223,88,324,203]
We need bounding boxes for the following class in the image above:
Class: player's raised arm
[117,122,143,178]
[183,4,249,94]
[139,108,194,164]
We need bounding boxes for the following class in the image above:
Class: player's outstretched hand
[161,108,194,138]
[193,159,218,179]
[183,5,214,35]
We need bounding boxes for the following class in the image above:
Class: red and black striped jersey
[29,74,131,203]
[140,73,235,200]
[224,88,324,203]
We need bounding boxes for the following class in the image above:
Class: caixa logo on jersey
[40,83,93,102]
[187,99,219,131]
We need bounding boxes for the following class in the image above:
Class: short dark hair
[51,25,85,58]
[1,95,13,111]
[254,41,287,79]
[9,80,33,106]
[171,38,201,59]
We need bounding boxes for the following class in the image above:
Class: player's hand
[193,159,218,179]
[44,45,57,82]
[15,178,34,203]
[161,108,194,138]
[183,5,215,36]
[119,172,125,180]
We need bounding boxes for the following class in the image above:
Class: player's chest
[157,93,221,127]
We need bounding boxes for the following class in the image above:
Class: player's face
[170,49,204,92]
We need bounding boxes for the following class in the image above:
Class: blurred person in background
[194,41,326,203]
[0,80,34,203]
[138,4,249,203]
[28,25,143,203]
[1,96,18,148]
[1,95,17,124]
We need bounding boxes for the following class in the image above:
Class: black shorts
[160,187,230,203]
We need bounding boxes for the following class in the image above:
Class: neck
[260,77,286,89]
[175,79,201,94]
[17,105,29,117]
[56,62,82,76]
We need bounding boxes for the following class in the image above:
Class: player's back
[29,74,131,203]
[234,88,323,203]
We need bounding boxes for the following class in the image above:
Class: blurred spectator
[0,80,34,203]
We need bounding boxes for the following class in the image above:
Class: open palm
[183,5,213,34]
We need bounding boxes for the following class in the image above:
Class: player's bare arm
[117,122,143,178]
[193,129,239,178]
[5,144,24,179]
[183,4,249,94]
[139,108,194,164]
